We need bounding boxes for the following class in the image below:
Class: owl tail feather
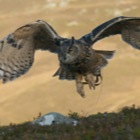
[95,50,115,59]
[53,67,75,80]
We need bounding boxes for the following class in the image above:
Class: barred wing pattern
[0,20,60,83]
[122,24,140,49]
[81,16,140,50]
[0,35,35,83]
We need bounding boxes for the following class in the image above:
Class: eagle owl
[0,16,140,97]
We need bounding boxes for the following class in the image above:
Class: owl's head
[57,37,82,64]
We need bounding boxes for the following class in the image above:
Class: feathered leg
[75,74,86,98]
[84,73,95,90]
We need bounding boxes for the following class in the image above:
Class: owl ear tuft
[71,36,75,43]
[70,36,75,47]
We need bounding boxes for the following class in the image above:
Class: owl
[0,16,140,97]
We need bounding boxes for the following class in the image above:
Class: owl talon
[85,74,95,90]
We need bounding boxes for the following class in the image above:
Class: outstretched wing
[80,16,140,50]
[0,20,61,83]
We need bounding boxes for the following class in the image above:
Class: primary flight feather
[0,16,140,97]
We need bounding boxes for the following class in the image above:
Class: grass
[0,105,140,140]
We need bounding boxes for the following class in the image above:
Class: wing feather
[80,16,140,50]
[121,24,140,49]
[0,20,61,83]
[0,35,35,83]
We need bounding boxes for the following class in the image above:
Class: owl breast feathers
[0,16,140,97]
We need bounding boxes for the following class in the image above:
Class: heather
[0,105,140,140]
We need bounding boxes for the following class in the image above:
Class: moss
[133,128,140,139]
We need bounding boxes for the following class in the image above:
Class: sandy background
[0,0,140,125]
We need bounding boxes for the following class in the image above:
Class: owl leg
[85,73,95,90]
[75,74,86,98]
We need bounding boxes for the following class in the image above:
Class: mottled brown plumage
[0,16,140,97]
[54,37,114,97]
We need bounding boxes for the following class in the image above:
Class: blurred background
[0,0,140,125]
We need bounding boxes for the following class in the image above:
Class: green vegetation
[0,105,140,140]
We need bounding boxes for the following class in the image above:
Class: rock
[31,112,78,126]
